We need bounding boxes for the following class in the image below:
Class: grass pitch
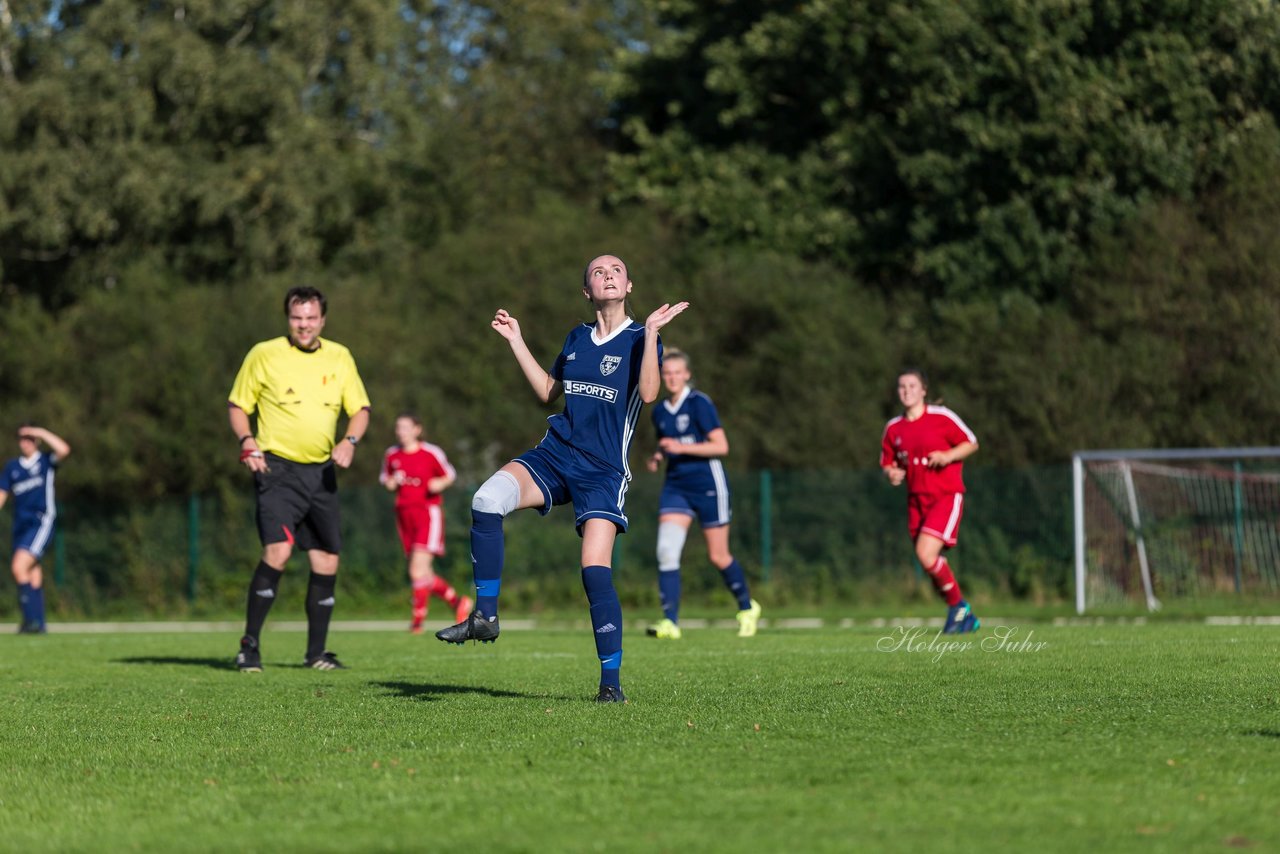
[1,620,1278,852]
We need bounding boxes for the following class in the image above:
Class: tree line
[1,0,1278,505]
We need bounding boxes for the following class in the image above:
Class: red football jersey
[879,405,977,495]
[381,443,455,507]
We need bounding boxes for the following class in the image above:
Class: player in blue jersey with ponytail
[0,425,71,634]
[436,254,687,703]
[644,350,760,640]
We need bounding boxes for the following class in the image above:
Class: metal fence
[32,466,1074,616]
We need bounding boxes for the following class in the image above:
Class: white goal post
[1073,447,1280,613]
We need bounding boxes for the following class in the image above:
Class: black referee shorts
[254,453,342,554]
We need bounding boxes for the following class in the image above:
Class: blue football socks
[658,568,682,623]
[471,510,504,619]
[29,584,45,628]
[17,582,35,626]
[582,565,622,689]
[720,559,753,610]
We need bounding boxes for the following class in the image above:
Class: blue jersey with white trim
[0,452,58,525]
[652,387,724,491]
[547,321,660,479]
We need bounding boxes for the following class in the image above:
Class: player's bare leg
[408,549,433,633]
[408,549,466,632]
[916,534,977,633]
[10,549,36,585]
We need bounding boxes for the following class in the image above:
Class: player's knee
[656,522,688,570]
[472,470,521,518]
[263,542,292,568]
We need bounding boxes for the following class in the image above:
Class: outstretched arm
[22,426,70,460]
[492,309,561,404]
[640,302,690,403]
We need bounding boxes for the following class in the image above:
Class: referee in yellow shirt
[228,286,371,671]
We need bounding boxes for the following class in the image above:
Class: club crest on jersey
[676,414,691,433]
[599,355,622,376]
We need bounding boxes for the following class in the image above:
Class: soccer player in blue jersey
[643,350,761,639]
[0,425,71,634]
[436,254,688,703]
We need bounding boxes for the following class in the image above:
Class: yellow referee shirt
[228,337,372,464]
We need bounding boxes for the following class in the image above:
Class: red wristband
[240,449,263,462]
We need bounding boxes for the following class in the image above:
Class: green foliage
[3,0,1280,611]
[0,0,641,304]
[1,0,435,302]
[609,0,1280,300]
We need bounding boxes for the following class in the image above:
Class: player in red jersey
[880,369,981,633]
[381,414,471,633]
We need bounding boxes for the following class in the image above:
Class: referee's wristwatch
[346,435,359,446]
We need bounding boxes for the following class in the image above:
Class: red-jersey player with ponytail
[381,414,470,633]
[880,369,981,633]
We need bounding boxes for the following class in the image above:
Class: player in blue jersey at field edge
[436,254,688,703]
[644,349,761,640]
[0,425,71,634]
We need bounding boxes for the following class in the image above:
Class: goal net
[1073,448,1280,613]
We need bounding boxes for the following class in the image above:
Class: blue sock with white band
[471,510,504,619]
[582,565,622,689]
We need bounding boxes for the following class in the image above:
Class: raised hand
[491,309,522,341]
[645,301,690,333]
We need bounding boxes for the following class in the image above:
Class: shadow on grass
[114,656,236,671]
[1242,729,1280,739]
[373,680,571,702]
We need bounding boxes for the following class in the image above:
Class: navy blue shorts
[12,514,55,560]
[658,479,731,528]
[513,437,630,534]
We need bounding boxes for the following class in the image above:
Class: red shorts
[907,492,964,547]
[395,504,446,557]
